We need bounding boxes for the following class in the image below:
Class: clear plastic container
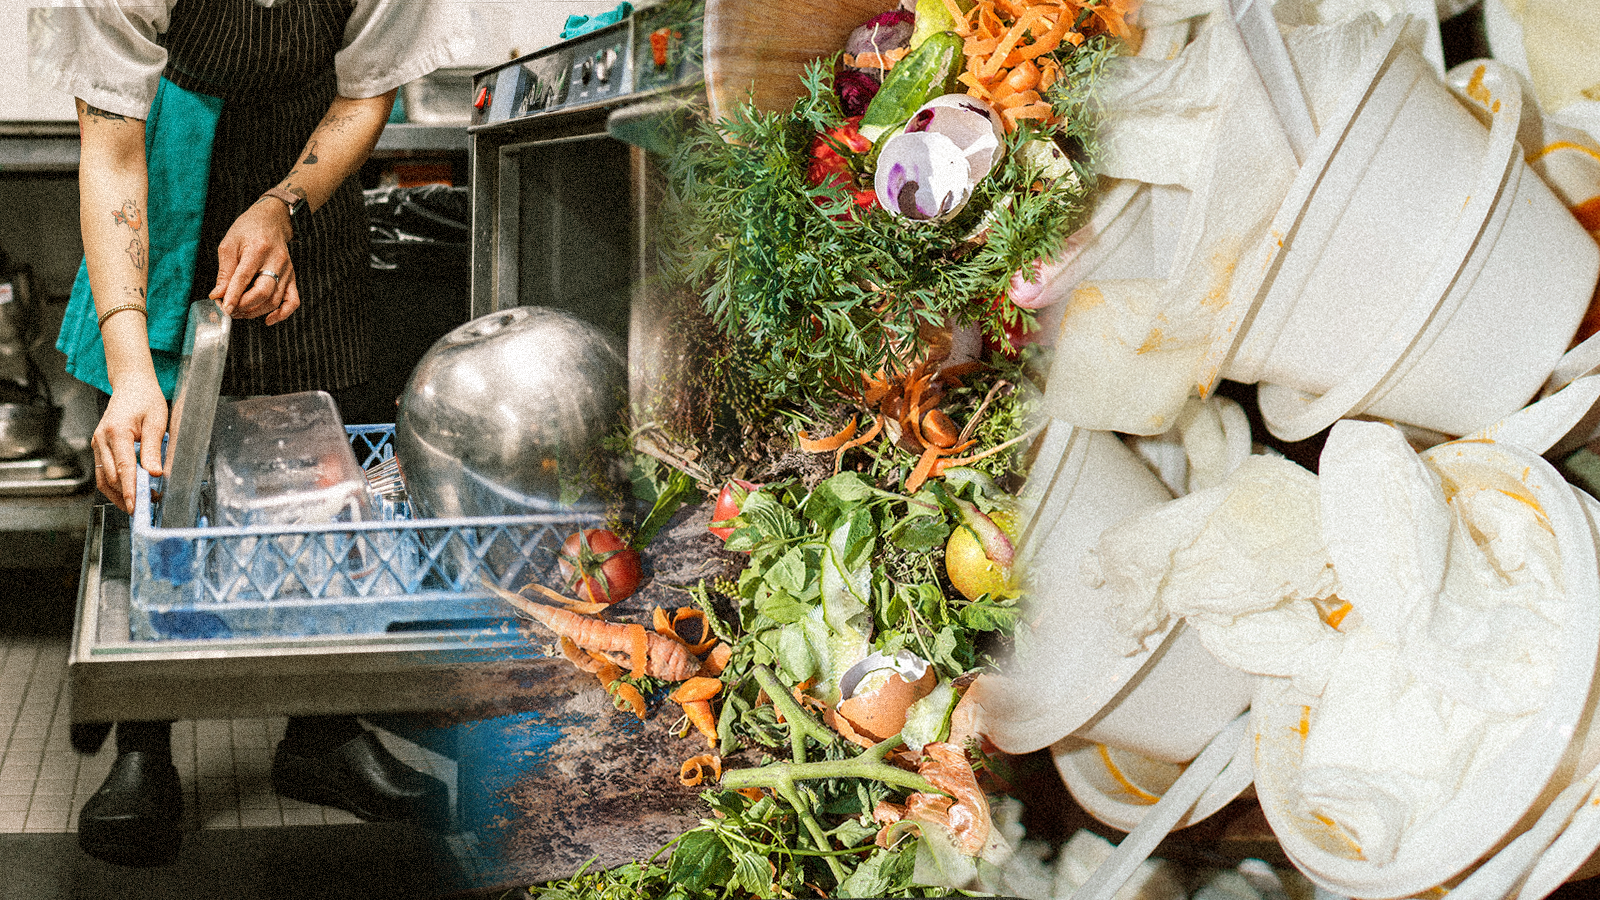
[206,392,377,602]
[210,391,373,528]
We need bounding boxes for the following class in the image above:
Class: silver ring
[258,270,280,282]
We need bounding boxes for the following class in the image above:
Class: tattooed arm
[209,90,397,323]
[76,98,166,512]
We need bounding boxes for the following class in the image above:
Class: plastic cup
[973,420,1257,764]
[1221,27,1599,441]
[1251,439,1600,899]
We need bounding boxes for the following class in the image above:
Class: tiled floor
[0,574,456,837]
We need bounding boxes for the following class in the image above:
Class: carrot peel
[625,622,649,679]
[679,754,721,786]
[682,699,718,747]
[799,416,859,453]
[670,676,724,703]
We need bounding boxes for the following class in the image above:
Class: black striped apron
[160,0,372,397]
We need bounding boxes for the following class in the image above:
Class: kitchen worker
[31,0,470,867]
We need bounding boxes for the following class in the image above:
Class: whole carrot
[494,586,700,682]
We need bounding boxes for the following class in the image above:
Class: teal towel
[562,3,632,39]
[59,78,223,400]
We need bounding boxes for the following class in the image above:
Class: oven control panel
[470,2,703,129]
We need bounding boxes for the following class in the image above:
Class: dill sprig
[659,50,1106,405]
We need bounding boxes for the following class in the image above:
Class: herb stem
[719,747,939,796]
[775,778,848,883]
[751,664,836,761]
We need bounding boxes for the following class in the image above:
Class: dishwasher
[67,299,712,890]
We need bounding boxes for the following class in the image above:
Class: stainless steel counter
[0,122,468,173]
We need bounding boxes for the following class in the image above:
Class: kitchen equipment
[0,447,90,496]
[0,268,71,466]
[468,1,711,461]
[0,397,61,460]
[160,297,230,527]
[395,306,625,519]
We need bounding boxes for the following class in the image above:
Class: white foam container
[1054,736,1256,833]
[1222,27,1598,441]
[973,421,1256,765]
[1251,439,1600,899]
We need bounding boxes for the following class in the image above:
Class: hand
[93,375,169,514]
[209,198,301,325]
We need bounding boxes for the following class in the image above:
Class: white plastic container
[1054,736,1256,833]
[1224,37,1599,441]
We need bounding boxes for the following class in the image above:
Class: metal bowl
[0,401,61,460]
[394,307,626,518]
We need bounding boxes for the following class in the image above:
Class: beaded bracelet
[97,303,148,330]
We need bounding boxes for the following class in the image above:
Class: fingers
[93,405,168,515]
[263,275,301,326]
[209,202,298,321]
[214,251,293,317]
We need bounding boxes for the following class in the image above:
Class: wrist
[259,186,309,232]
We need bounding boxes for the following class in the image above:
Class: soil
[428,499,750,886]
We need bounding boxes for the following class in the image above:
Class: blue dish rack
[127,424,609,641]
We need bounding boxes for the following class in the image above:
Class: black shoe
[77,750,183,867]
[271,730,449,828]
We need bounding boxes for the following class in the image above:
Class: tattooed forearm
[81,103,129,123]
[112,200,143,230]
[315,110,359,134]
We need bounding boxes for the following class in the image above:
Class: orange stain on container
[1464,64,1500,113]
[1063,283,1105,320]
[1312,812,1366,859]
[1096,745,1161,805]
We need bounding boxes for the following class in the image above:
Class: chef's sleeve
[336,0,473,100]
[27,1,172,120]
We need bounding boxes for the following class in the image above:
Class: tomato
[982,294,1046,361]
[557,529,643,605]
[945,504,1019,602]
[806,117,878,217]
[709,479,759,541]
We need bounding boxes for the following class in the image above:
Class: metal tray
[0,442,91,496]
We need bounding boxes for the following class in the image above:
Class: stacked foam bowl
[971,10,1600,900]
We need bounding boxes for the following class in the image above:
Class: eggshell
[833,665,939,744]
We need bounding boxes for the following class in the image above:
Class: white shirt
[28,0,473,119]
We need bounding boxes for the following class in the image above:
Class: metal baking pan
[160,297,229,528]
